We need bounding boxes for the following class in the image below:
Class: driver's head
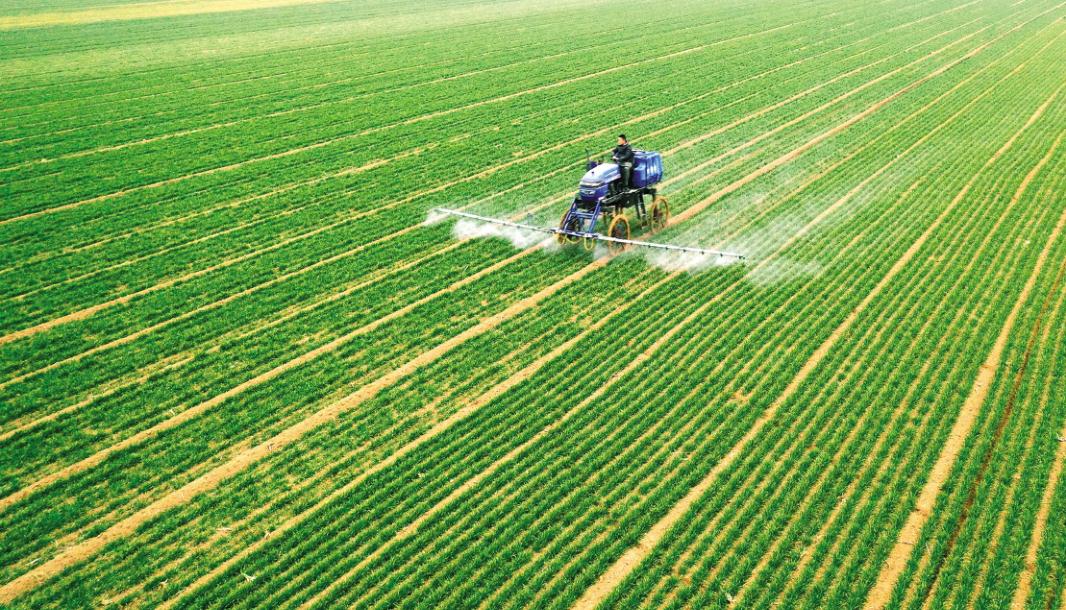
[617,134,627,145]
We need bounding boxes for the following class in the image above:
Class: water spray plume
[645,249,736,273]
[746,259,822,286]
[423,209,449,226]
[452,219,550,249]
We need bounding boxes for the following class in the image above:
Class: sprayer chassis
[560,186,655,244]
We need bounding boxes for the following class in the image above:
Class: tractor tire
[607,215,630,255]
[650,196,669,231]
[557,210,580,245]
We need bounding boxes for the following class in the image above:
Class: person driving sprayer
[612,134,635,189]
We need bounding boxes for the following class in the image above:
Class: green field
[1,0,1064,607]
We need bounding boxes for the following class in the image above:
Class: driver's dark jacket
[612,144,635,165]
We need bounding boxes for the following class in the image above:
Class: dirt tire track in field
[1,0,963,300]
[0,231,463,438]
[177,269,673,610]
[569,65,1063,610]
[1,7,704,122]
[966,245,1066,608]
[670,28,1004,228]
[0,83,779,463]
[725,32,1066,602]
[0,149,413,346]
[861,114,1064,610]
[913,185,1066,607]
[750,130,1056,608]
[0,85,742,425]
[4,16,982,496]
[0,53,762,346]
[651,16,986,189]
[300,130,870,605]
[6,2,801,172]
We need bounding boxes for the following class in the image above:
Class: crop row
[0,0,1031,537]
[0,7,1014,546]
[0,2,892,305]
[885,152,1066,608]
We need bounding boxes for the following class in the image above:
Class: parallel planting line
[3,144,439,302]
[0,53,765,344]
[0,88,771,439]
[719,179,935,608]
[670,27,1003,226]
[3,0,917,169]
[861,96,1064,610]
[0,0,345,30]
[901,157,1066,610]
[568,76,1063,610]
[223,117,862,607]
[164,269,680,610]
[0,5,668,114]
[716,24,1066,252]
[647,15,986,191]
[121,268,657,605]
[622,183,933,604]
[738,136,1053,609]
[0,9,1010,464]
[3,7,790,169]
[3,57,767,306]
[963,248,1066,608]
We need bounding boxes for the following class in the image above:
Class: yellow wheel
[606,215,630,255]
[650,196,669,231]
[557,210,580,245]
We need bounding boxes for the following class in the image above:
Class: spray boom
[431,208,745,261]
